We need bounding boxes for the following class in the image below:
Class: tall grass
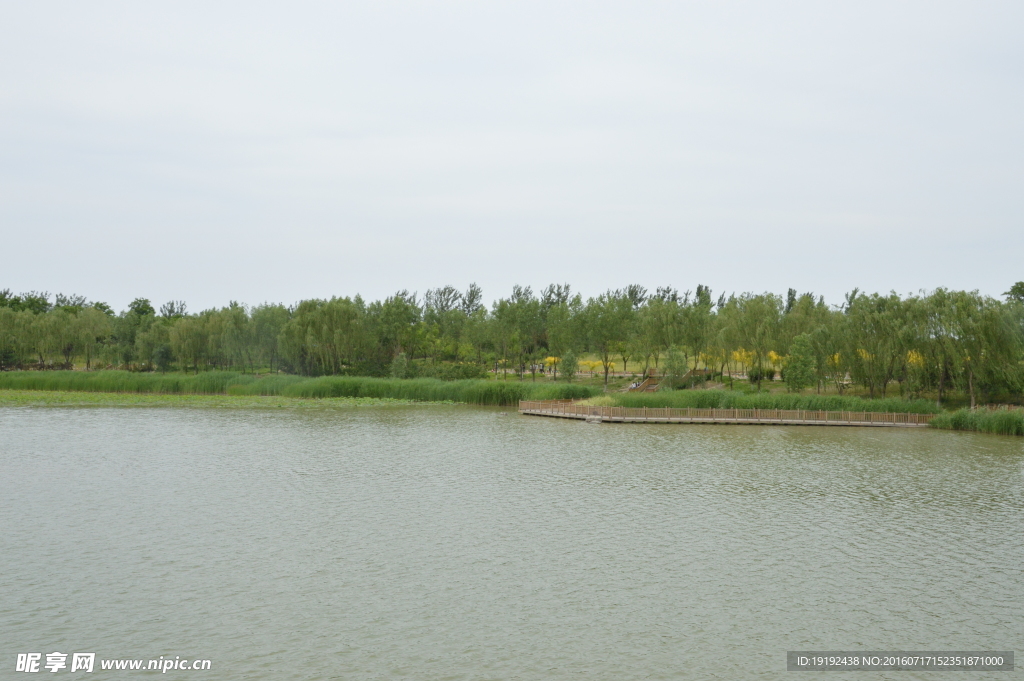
[929,409,1024,436]
[0,371,599,406]
[612,389,940,414]
[225,375,308,396]
[2,372,945,411]
[0,370,255,394]
[274,376,597,405]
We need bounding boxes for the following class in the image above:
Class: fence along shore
[518,400,935,427]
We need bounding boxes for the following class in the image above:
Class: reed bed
[929,408,1024,436]
[274,376,597,405]
[225,375,308,396]
[0,370,254,394]
[612,390,940,414]
[0,371,599,406]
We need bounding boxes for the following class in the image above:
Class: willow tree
[728,293,782,390]
[218,303,254,372]
[0,307,34,369]
[169,315,210,374]
[77,306,112,370]
[947,290,1020,408]
[251,303,290,372]
[843,292,911,398]
[278,297,371,376]
[919,289,959,406]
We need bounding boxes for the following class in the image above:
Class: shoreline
[3,389,1020,436]
[0,389,454,410]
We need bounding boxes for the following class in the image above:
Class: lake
[1,405,1021,679]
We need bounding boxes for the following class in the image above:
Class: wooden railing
[518,400,935,427]
[626,376,658,392]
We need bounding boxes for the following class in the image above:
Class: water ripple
[1,407,1021,679]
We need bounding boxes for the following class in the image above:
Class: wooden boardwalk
[519,400,934,427]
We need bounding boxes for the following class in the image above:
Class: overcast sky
[2,1,1021,312]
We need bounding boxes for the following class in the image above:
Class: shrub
[390,353,409,379]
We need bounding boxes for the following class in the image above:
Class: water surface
[2,405,1021,679]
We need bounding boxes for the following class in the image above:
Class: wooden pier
[518,400,935,427]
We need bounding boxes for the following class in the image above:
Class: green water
[1,406,1021,679]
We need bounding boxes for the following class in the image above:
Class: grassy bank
[929,409,1024,436]
[606,389,940,414]
[0,390,434,409]
[0,371,600,406]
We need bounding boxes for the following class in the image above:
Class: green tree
[560,349,578,382]
[462,304,491,367]
[947,291,1020,408]
[547,294,582,356]
[376,291,422,360]
[784,334,816,392]
[110,303,155,369]
[48,309,81,367]
[682,285,716,371]
[424,285,467,361]
[159,300,187,319]
[491,286,542,380]
[843,291,912,398]
[585,290,632,386]
[77,306,111,370]
[660,346,688,390]
[644,288,684,368]
[279,297,372,376]
[729,293,782,390]
[169,315,209,373]
[0,290,51,314]
[220,302,254,372]
[135,319,171,371]
[780,292,827,352]
[128,298,156,317]
[1003,282,1024,303]
[251,303,290,372]
[918,289,959,406]
[0,308,34,369]
[153,344,174,372]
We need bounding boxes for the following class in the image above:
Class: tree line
[2,283,1023,406]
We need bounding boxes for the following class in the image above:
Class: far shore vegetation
[929,407,1024,436]
[3,282,1024,432]
[0,389,437,410]
[0,372,596,406]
